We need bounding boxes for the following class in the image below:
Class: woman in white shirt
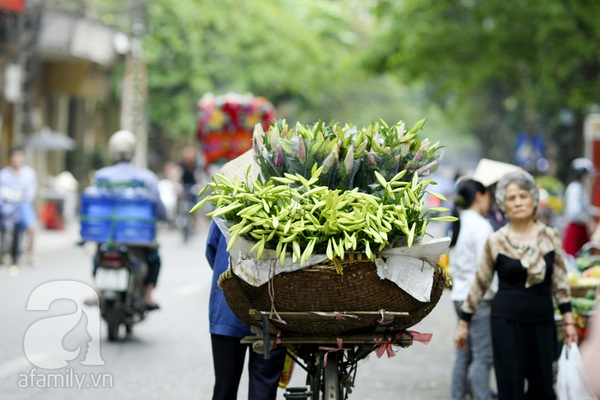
[449,178,495,400]
[563,157,598,256]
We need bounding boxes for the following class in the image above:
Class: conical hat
[473,158,523,187]
[218,149,259,182]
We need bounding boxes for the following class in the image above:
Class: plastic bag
[556,343,597,400]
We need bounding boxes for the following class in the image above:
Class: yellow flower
[208,109,226,129]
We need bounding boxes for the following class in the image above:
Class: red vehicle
[197,92,276,172]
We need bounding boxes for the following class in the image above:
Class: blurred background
[2,2,600,398]
[1,0,600,217]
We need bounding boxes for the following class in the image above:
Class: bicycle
[176,184,198,243]
[244,310,416,400]
[220,244,450,399]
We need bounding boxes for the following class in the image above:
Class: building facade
[1,0,144,207]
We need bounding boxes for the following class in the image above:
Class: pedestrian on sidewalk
[454,170,578,399]
[0,147,37,267]
[563,157,600,257]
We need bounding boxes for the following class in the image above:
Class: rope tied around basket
[311,311,359,320]
[267,258,286,325]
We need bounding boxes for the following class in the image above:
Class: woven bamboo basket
[219,255,449,335]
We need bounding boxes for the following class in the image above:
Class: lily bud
[391,154,400,171]
[298,138,307,163]
[253,124,265,148]
[416,161,436,175]
[355,140,367,157]
[365,152,377,165]
[412,139,430,163]
[281,122,289,139]
[322,152,335,173]
[396,122,406,139]
[269,126,280,150]
[344,145,354,174]
[322,145,339,174]
[275,144,284,168]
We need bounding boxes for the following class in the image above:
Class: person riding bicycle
[178,146,201,205]
[180,146,199,187]
[92,130,167,309]
[0,147,37,267]
[176,146,201,237]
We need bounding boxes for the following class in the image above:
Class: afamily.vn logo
[23,280,105,369]
[18,368,113,389]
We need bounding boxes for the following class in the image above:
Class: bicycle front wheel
[323,352,340,400]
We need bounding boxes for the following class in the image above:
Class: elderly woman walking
[454,170,578,400]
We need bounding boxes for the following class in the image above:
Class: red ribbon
[375,342,396,358]
[374,330,434,359]
[318,338,350,366]
[405,330,433,345]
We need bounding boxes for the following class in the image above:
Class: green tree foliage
[91,0,479,170]
[368,0,600,172]
[142,0,365,138]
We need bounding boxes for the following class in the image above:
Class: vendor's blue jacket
[206,221,252,338]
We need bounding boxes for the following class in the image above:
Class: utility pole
[120,0,148,168]
[12,0,42,146]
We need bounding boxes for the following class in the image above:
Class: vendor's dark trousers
[492,318,557,400]
[211,334,286,400]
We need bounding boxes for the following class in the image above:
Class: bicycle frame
[243,310,414,400]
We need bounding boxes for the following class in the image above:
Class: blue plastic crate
[80,187,156,243]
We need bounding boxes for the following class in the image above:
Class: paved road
[0,220,458,399]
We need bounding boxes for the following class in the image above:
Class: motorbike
[80,185,161,340]
[93,242,153,341]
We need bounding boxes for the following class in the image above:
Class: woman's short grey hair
[495,170,539,214]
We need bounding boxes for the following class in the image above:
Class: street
[0,220,457,400]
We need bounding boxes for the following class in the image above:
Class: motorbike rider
[92,130,167,309]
